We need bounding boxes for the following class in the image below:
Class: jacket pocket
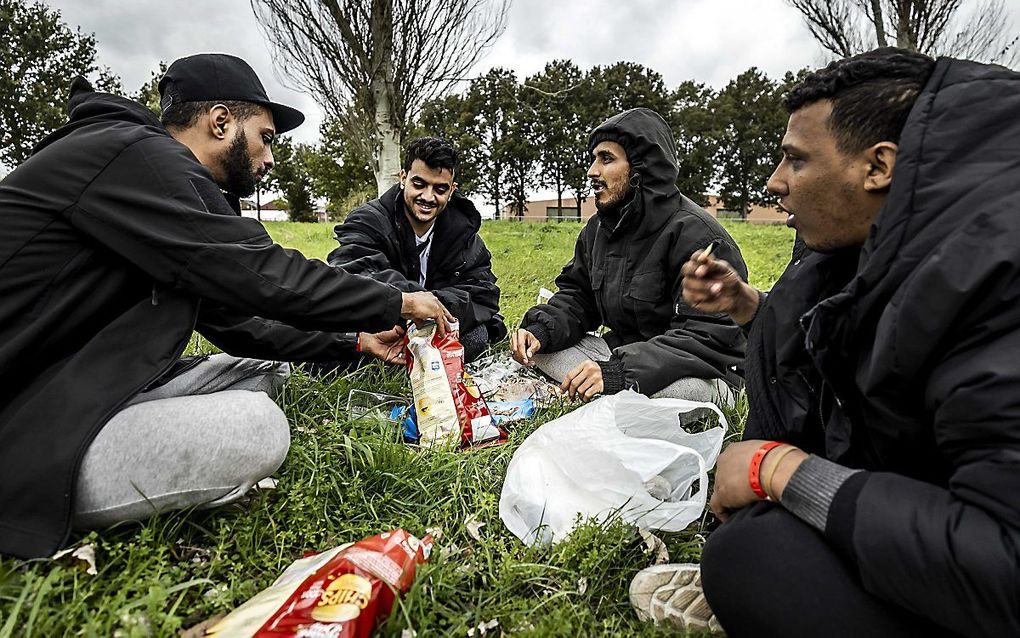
[628,272,669,335]
[629,272,665,302]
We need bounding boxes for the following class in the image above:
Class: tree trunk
[556,177,563,222]
[895,2,916,51]
[371,0,401,195]
[869,0,887,47]
[494,161,502,220]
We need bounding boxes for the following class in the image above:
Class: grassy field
[0,220,793,637]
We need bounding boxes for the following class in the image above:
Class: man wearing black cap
[0,53,452,559]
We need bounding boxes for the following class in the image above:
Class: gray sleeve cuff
[780,455,862,533]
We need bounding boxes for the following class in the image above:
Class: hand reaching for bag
[400,291,456,336]
[359,326,406,364]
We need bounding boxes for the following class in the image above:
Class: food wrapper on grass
[205,529,432,637]
[403,321,506,448]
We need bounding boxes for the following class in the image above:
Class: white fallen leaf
[256,477,278,490]
[577,577,588,595]
[52,543,98,576]
[464,514,485,541]
[466,619,499,636]
[401,630,418,638]
[638,529,670,565]
[425,526,444,541]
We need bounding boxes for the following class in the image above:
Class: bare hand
[681,248,760,325]
[560,360,604,401]
[359,326,406,364]
[709,439,807,522]
[400,292,455,337]
[510,328,542,367]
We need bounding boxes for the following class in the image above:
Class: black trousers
[700,501,958,638]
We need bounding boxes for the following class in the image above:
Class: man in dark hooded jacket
[634,49,1020,637]
[511,108,747,403]
[319,136,505,367]
[0,54,451,559]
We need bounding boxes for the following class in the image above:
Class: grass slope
[0,220,793,637]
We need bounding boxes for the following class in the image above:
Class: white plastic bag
[499,390,727,545]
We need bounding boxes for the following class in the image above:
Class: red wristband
[354,333,362,353]
[748,441,784,500]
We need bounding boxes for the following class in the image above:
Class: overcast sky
[43,0,1019,207]
[47,0,848,145]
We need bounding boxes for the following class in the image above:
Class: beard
[594,182,632,213]
[217,130,259,198]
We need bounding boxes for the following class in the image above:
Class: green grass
[0,220,792,637]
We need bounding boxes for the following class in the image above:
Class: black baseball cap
[158,53,305,133]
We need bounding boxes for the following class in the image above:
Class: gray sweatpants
[532,335,736,406]
[73,354,292,529]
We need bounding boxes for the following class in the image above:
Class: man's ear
[398,169,407,188]
[208,104,232,140]
[452,181,459,193]
[864,141,897,192]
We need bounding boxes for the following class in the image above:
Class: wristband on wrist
[748,441,784,500]
[355,333,363,353]
[763,444,798,499]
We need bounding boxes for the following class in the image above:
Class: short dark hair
[403,136,458,176]
[784,47,935,154]
[159,80,263,130]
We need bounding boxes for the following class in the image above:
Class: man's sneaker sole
[629,563,724,634]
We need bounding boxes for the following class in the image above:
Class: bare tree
[787,0,1019,66]
[251,0,509,194]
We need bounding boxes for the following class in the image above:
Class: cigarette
[702,240,719,259]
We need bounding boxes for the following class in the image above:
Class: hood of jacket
[33,77,164,155]
[587,107,681,240]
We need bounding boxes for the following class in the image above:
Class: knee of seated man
[218,390,291,480]
[701,502,797,612]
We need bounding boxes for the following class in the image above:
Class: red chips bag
[206,529,432,637]
[403,321,507,448]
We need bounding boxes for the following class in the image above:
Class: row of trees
[278,61,800,220]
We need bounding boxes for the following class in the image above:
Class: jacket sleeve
[519,222,601,352]
[71,136,403,334]
[327,208,424,293]
[196,305,358,362]
[430,236,502,335]
[820,328,1020,636]
[608,235,747,395]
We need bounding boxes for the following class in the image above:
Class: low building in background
[239,198,329,223]
[500,194,786,224]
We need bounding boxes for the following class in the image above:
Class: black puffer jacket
[0,81,403,559]
[746,59,1020,636]
[328,185,506,342]
[521,108,747,395]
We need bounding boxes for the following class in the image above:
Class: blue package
[487,400,536,425]
[389,405,420,442]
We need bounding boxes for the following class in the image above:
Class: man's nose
[586,160,598,178]
[766,166,785,197]
[263,150,275,173]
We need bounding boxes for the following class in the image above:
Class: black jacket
[327,185,506,342]
[745,59,1020,636]
[0,81,404,559]
[520,108,747,395]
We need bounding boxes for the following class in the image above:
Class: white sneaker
[629,563,724,634]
